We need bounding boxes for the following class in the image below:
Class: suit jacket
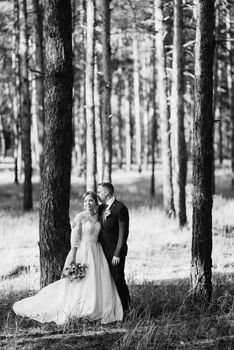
[99,199,129,260]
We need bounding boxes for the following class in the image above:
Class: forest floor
[1,160,234,349]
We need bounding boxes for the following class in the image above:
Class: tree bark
[170,0,187,227]
[142,50,151,170]
[212,13,218,195]
[73,0,86,177]
[191,0,215,302]
[94,53,103,183]
[12,0,21,184]
[151,38,157,197]
[0,115,5,158]
[216,60,223,165]
[30,60,40,169]
[101,0,112,182]
[32,0,45,174]
[212,1,224,192]
[124,72,132,172]
[85,0,96,191]
[133,34,142,173]
[19,0,33,211]
[213,4,223,170]
[226,4,234,187]
[39,0,73,287]
[184,82,193,160]
[116,67,123,169]
[155,0,175,216]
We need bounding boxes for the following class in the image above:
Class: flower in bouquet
[62,262,88,282]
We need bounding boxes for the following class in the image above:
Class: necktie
[102,204,108,222]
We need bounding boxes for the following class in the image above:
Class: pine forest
[0,0,234,348]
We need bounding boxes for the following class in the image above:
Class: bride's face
[84,195,96,211]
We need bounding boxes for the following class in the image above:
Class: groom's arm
[113,205,129,258]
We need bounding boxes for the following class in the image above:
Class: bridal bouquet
[61,263,88,282]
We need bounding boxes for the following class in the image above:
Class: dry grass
[1,164,234,348]
[1,277,234,349]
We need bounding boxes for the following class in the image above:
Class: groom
[97,182,130,313]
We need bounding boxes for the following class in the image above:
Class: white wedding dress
[13,212,123,324]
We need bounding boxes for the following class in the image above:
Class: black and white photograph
[0,0,234,348]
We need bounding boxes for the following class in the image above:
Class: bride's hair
[82,191,99,205]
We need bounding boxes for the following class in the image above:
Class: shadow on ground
[0,331,124,350]
[1,275,234,349]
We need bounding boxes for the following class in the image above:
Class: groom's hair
[98,182,114,195]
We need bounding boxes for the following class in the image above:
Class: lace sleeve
[70,214,82,248]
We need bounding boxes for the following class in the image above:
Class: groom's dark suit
[99,199,130,311]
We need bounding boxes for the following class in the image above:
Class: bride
[13,191,123,325]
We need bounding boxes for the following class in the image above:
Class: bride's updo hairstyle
[82,191,99,205]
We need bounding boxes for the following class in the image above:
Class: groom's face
[97,186,108,202]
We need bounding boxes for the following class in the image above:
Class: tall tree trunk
[213,3,223,166]
[151,38,157,197]
[155,0,175,216]
[170,0,187,227]
[212,1,221,194]
[73,0,86,177]
[12,0,21,184]
[226,4,234,187]
[94,53,103,183]
[116,67,123,169]
[143,108,149,170]
[124,72,132,172]
[85,0,96,191]
[191,0,215,302]
[39,0,73,287]
[0,115,5,158]
[184,82,193,160]
[30,64,40,169]
[212,45,217,193]
[216,59,223,165]
[133,34,142,173]
[32,0,44,174]
[101,0,112,182]
[142,50,151,170]
[19,0,33,211]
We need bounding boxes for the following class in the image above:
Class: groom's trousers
[107,255,130,312]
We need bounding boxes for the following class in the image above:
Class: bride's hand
[70,259,76,265]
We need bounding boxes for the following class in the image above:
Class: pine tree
[19,0,33,210]
[39,0,73,287]
[170,0,187,226]
[85,0,97,191]
[191,0,215,301]
[101,0,112,182]
[155,0,175,216]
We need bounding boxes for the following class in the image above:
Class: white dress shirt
[105,196,115,210]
